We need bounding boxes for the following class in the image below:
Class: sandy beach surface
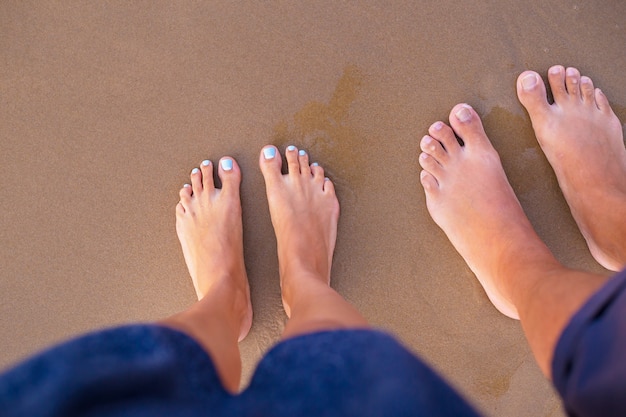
[2,1,625,416]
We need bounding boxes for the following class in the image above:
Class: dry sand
[1,1,625,416]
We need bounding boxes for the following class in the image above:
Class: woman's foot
[258,145,340,317]
[175,158,252,342]
[517,66,626,271]
[419,104,560,319]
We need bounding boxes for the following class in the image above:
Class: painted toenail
[324,177,329,181]
[299,150,306,156]
[521,74,538,90]
[202,160,211,166]
[221,159,233,171]
[263,147,276,159]
[311,162,319,167]
[287,145,296,152]
[183,183,191,188]
[455,106,472,123]
[191,168,200,174]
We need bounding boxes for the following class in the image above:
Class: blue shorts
[1,269,625,417]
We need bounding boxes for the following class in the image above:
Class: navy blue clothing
[0,327,480,417]
[552,268,626,417]
[1,268,626,416]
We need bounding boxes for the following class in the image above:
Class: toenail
[202,160,211,166]
[581,76,591,84]
[191,168,200,174]
[287,145,296,152]
[324,177,329,181]
[183,183,191,188]
[455,106,472,123]
[298,150,306,156]
[521,73,538,90]
[431,122,443,131]
[549,66,562,75]
[221,159,233,171]
[263,147,276,159]
[311,162,319,167]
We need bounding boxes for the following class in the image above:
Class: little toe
[448,104,490,148]
[190,167,203,194]
[200,159,215,192]
[580,76,596,105]
[259,145,283,183]
[298,149,311,176]
[516,71,551,121]
[429,121,460,154]
[285,145,301,175]
[547,65,568,102]
[565,67,581,98]
[420,170,439,192]
[595,88,612,113]
[322,176,336,195]
[218,157,241,195]
[420,135,448,164]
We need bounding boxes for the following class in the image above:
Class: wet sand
[1,1,625,416]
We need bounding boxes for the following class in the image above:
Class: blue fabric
[552,268,626,417]
[0,326,481,417]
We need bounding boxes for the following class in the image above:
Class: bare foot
[175,158,252,341]
[419,104,559,319]
[517,66,626,271]
[258,145,340,317]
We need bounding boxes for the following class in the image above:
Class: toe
[218,157,241,195]
[311,162,325,182]
[285,145,300,175]
[322,176,336,195]
[200,159,215,192]
[595,88,612,114]
[176,201,186,215]
[516,71,551,120]
[547,65,568,102]
[420,135,448,164]
[190,167,202,194]
[419,152,443,178]
[580,76,596,105]
[298,149,311,176]
[428,121,460,154]
[259,145,283,183]
[420,170,439,192]
[448,104,490,148]
[179,183,192,207]
[565,67,581,98]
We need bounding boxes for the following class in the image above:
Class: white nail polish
[202,160,211,166]
[299,150,306,156]
[183,183,191,188]
[287,145,296,152]
[191,168,200,174]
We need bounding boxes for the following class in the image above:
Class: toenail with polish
[191,168,200,174]
[287,145,296,152]
[221,159,233,171]
[202,160,211,166]
[455,106,472,123]
[521,74,538,90]
[183,183,191,188]
[311,162,319,167]
[263,147,276,159]
[324,177,329,181]
[299,150,306,156]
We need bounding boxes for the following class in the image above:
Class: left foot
[176,158,253,341]
[418,104,559,319]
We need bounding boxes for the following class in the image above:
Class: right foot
[259,145,340,317]
[419,104,560,319]
[517,66,626,271]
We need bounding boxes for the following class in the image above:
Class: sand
[1,1,625,416]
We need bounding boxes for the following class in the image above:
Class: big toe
[217,157,241,195]
[259,145,283,184]
[448,104,490,147]
[517,71,551,120]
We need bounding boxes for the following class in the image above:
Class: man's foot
[175,158,253,341]
[419,104,559,319]
[517,66,626,271]
[258,145,340,317]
